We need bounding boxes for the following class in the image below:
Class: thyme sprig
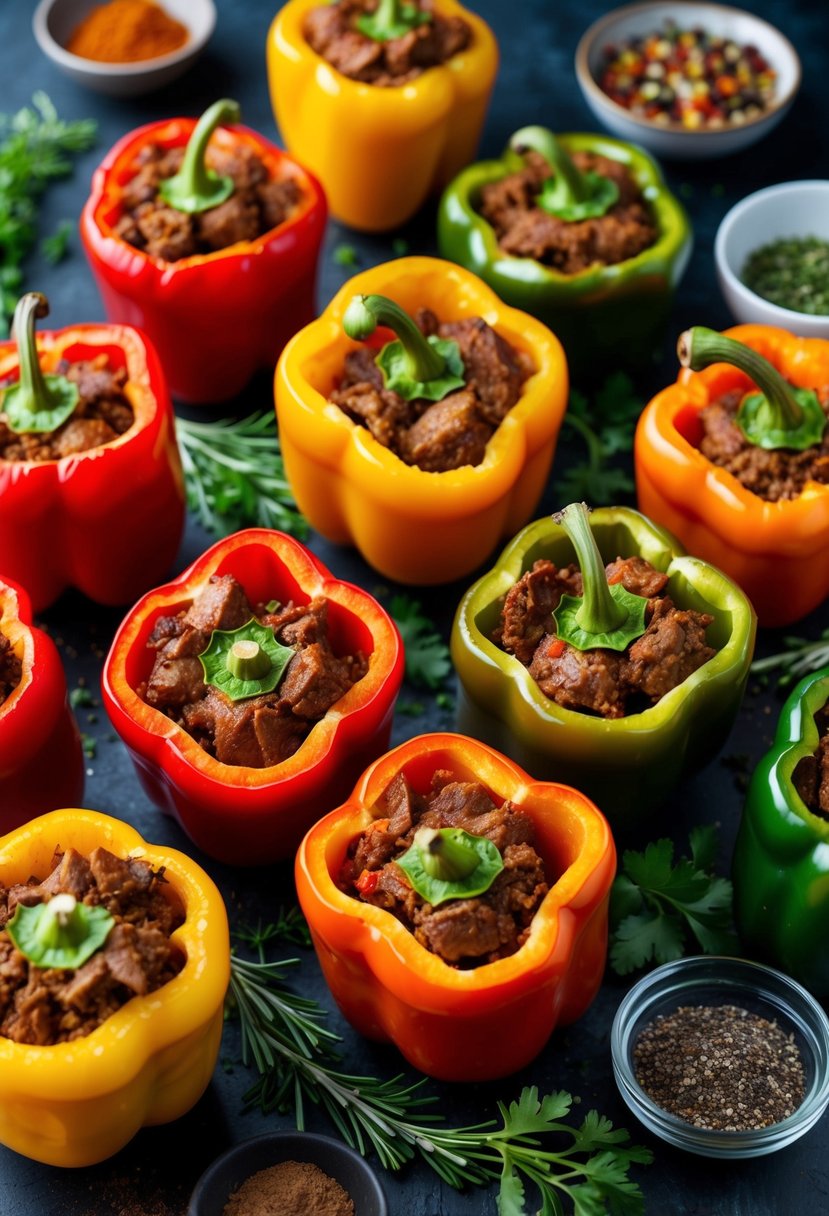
[750,628,829,688]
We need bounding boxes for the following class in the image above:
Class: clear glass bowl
[611,955,829,1158]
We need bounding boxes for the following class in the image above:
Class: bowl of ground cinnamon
[33,0,216,96]
[188,1132,388,1216]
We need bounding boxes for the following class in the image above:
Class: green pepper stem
[371,0,403,31]
[226,639,272,681]
[554,502,625,636]
[414,827,480,882]
[159,99,240,214]
[10,292,53,417]
[678,326,804,430]
[37,894,80,950]
[343,294,446,382]
[510,126,588,204]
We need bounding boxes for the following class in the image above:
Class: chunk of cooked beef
[438,315,531,424]
[496,559,583,665]
[528,635,626,718]
[399,390,492,471]
[622,596,715,702]
[605,554,669,599]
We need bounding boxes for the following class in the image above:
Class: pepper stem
[555,502,625,636]
[356,0,429,41]
[511,126,588,203]
[11,293,56,415]
[414,827,481,882]
[158,99,240,215]
[226,639,272,681]
[37,894,81,950]
[678,326,804,430]
[343,294,446,382]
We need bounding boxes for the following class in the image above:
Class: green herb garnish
[750,628,829,689]
[158,99,238,215]
[2,293,79,434]
[8,894,114,970]
[199,618,294,702]
[557,373,641,504]
[40,219,73,266]
[333,243,360,268]
[389,594,451,689]
[742,236,829,317]
[397,827,504,906]
[343,293,465,403]
[70,686,94,709]
[511,126,619,222]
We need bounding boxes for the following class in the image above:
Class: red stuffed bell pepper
[0,293,184,612]
[80,99,327,404]
[0,575,84,831]
[102,528,404,865]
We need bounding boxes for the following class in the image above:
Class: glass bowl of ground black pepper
[611,956,829,1158]
[188,1132,387,1216]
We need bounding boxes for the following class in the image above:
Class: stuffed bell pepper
[267,0,497,231]
[438,126,691,377]
[452,504,755,825]
[296,731,615,1081]
[0,575,84,831]
[275,256,568,585]
[103,528,403,865]
[0,807,229,1167]
[81,99,326,403]
[636,325,829,626]
[733,667,829,999]
[0,293,184,612]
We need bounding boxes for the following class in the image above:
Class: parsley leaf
[609,828,738,975]
[750,627,829,688]
[556,375,642,506]
[389,594,451,690]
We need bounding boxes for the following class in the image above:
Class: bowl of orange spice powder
[33,0,216,95]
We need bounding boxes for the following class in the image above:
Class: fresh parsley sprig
[750,628,829,689]
[176,412,308,539]
[556,373,642,505]
[609,825,738,976]
[389,593,452,690]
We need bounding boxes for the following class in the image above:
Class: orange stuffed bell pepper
[636,324,829,626]
[296,732,615,1082]
[0,807,229,1167]
[267,0,498,231]
[275,257,568,585]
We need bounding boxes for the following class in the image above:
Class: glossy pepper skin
[635,324,829,627]
[0,322,184,612]
[452,507,756,826]
[733,668,829,999]
[103,528,404,865]
[0,577,84,830]
[296,732,615,1081]
[81,117,326,403]
[267,0,497,232]
[0,807,229,1167]
[437,133,691,377]
[275,257,568,585]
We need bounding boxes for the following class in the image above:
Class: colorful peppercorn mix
[599,24,777,129]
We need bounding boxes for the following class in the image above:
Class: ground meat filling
[0,355,135,462]
[698,386,829,501]
[494,555,716,719]
[140,573,368,768]
[0,846,184,1045]
[330,308,533,472]
[304,0,471,87]
[479,150,658,275]
[0,629,22,706]
[341,770,550,967]
[793,702,829,819]
[114,141,301,262]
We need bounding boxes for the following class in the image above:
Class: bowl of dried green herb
[611,955,829,1157]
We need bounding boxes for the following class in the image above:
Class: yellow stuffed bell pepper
[274,256,568,585]
[267,0,498,231]
[0,808,229,1167]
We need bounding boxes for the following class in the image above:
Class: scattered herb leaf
[70,686,94,708]
[392,237,409,255]
[435,691,454,711]
[40,218,73,266]
[80,733,97,759]
[397,699,426,716]
[389,594,451,690]
[750,628,829,689]
[557,374,642,505]
[233,910,311,951]
[333,243,359,268]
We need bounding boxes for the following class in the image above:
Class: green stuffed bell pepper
[451,505,755,828]
[733,668,829,999]
[437,126,691,379]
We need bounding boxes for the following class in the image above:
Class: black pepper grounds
[633,1003,806,1131]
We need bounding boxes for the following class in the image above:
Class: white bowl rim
[32,0,217,76]
[715,179,829,324]
[575,0,802,140]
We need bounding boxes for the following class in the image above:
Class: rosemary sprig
[176,412,308,539]
[750,628,829,688]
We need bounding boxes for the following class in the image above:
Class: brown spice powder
[222,1159,355,1216]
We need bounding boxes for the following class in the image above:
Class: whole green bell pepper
[451,507,755,828]
[437,130,692,379]
[733,667,829,999]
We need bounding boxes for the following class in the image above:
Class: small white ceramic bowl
[575,1,801,160]
[715,180,829,337]
[33,0,216,97]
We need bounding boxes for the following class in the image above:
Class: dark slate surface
[0,1,828,1213]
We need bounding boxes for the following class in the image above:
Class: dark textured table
[1,1,828,1213]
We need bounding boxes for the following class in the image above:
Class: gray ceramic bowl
[188,1132,388,1216]
[33,0,216,97]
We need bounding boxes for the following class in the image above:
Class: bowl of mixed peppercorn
[575,2,800,159]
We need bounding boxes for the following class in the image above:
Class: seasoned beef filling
[479,150,658,275]
[0,355,134,462]
[793,702,829,819]
[304,0,471,87]
[0,846,184,1045]
[0,629,22,706]
[141,573,368,768]
[494,555,716,719]
[330,308,532,472]
[114,141,301,262]
[341,769,549,967]
[698,386,829,501]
